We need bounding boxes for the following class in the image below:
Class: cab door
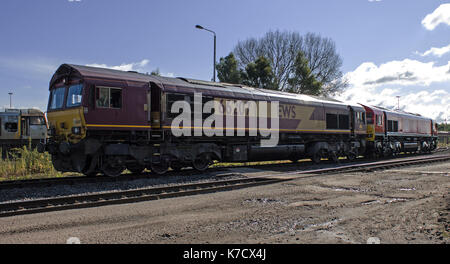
[149,82,161,129]
[349,106,355,137]
[21,116,30,139]
[29,116,47,141]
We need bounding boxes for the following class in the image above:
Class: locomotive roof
[365,104,431,121]
[0,108,44,116]
[51,64,360,110]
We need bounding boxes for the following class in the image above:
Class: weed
[0,145,62,181]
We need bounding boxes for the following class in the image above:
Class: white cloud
[337,85,450,122]
[86,59,150,72]
[368,0,382,2]
[163,72,175,77]
[416,44,450,57]
[422,3,450,30]
[336,59,450,122]
[85,60,178,77]
[344,59,450,87]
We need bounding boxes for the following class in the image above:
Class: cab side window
[387,120,399,132]
[356,112,365,124]
[5,122,18,133]
[166,93,190,119]
[110,89,122,108]
[30,116,45,125]
[96,87,122,109]
[376,115,383,126]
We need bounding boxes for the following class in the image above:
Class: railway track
[0,165,234,191]
[0,177,285,218]
[295,154,450,175]
[0,149,447,191]
[0,153,448,218]
[339,155,450,173]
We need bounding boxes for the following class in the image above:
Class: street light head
[195,25,204,29]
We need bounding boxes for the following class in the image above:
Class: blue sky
[0,0,449,122]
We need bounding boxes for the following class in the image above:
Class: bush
[0,145,62,180]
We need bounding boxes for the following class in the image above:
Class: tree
[241,56,276,89]
[216,53,242,84]
[288,51,322,95]
[150,68,161,76]
[234,30,302,89]
[217,53,276,89]
[437,123,450,131]
[233,30,347,95]
[302,33,347,96]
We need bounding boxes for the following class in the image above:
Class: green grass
[0,145,63,181]
[438,141,450,148]
[211,159,310,168]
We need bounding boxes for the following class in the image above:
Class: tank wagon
[44,64,368,176]
[0,108,48,157]
[361,104,437,156]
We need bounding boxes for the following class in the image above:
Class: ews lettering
[279,105,296,119]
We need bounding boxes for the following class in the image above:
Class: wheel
[347,149,358,162]
[151,162,169,175]
[311,152,321,164]
[383,148,392,158]
[101,162,125,177]
[330,151,339,163]
[127,163,145,174]
[192,154,211,171]
[83,171,99,177]
[171,162,184,172]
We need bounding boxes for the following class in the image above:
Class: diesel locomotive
[0,108,48,158]
[43,64,438,177]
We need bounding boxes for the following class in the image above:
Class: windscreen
[29,116,46,125]
[49,87,66,110]
[66,84,83,107]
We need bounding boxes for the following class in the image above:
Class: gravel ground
[1,152,443,204]
[0,169,245,203]
[0,159,448,244]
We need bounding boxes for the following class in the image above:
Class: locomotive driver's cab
[47,81,86,144]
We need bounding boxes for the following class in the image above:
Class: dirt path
[0,161,448,244]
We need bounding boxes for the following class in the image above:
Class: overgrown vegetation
[0,145,62,181]
[437,123,450,131]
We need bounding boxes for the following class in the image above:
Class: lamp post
[8,92,12,108]
[195,24,216,82]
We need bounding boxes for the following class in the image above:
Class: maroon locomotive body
[44,64,436,177]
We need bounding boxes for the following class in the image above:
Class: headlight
[72,126,82,135]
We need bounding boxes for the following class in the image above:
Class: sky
[0,0,449,122]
